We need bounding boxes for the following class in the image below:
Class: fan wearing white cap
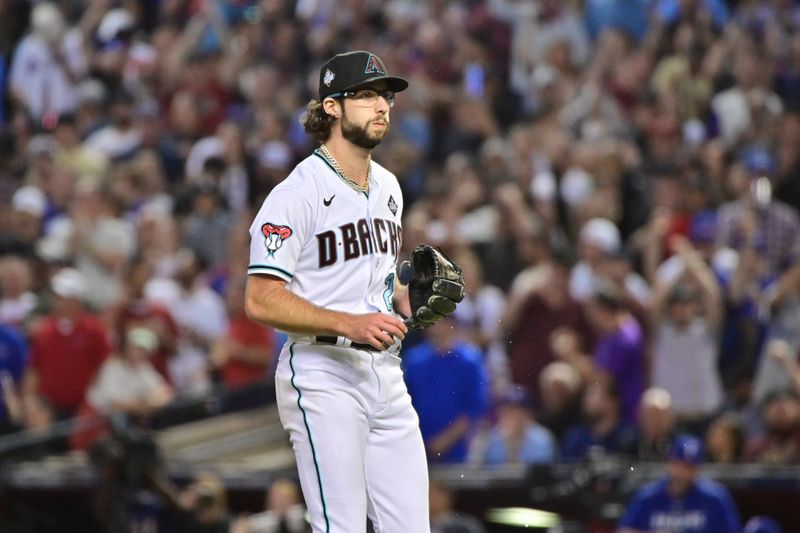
[7,186,47,252]
[570,217,650,308]
[9,2,87,120]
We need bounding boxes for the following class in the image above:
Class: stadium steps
[156,405,294,467]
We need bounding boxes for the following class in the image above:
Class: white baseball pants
[275,341,430,533]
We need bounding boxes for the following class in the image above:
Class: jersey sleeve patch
[261,222,293,258]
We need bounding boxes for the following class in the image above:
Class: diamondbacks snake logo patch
[261,223,293,257]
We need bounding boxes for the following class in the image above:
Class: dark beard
[341,111,386,149]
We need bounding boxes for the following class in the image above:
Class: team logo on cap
[323,69,335,87]
[261,222,293,257]
[364,54,385,75]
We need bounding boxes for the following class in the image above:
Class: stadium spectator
[472,385,557,467]
[617,434,741,533]
[537,361,584,442]
[719,211,773,391]
[24,268,110,418]
[450,246,509,395]
[168,472,233,533]
[752,278,800,405]
[570,217,622,302]
[83,90,142,161]
[86,326,173,418]
[403,317,489,464]
[211,275,275,390]
[584,1,650,42]
[231,477,309,533]
[145,247,227,396]
[745,390,800,464]
[649,237,724,433]
[636,387,677,462]
[429,478,487,533]
[716,169,800,281]
[0,323,28,433]
[2,184,46,257]
[561,380,637,462]
[69,183,137,311]
[1,388,57,458]
[72,326,174,451]
[586,286,646,423]
[765,339,800,397]
[504,248,592,405]
[8,2,86,122]
[0,255,38,327]
[710,48,782,149]
[113,254,179,382]
[705,413,745,464]
[52,112,108,189]
[181,179,233,269]
[549,326,595,388]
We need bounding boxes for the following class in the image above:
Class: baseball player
[244,51,429,532]
[617,434,741,533]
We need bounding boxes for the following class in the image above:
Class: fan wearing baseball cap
[617,434,741,532]
[25,268,111,418]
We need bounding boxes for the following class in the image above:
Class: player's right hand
[345,312,408,351]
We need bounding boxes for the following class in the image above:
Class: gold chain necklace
[319,144,370,193]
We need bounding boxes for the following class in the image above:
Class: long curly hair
[300,99,335,143]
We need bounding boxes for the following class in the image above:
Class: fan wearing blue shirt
[480,386,557,466]
[403,317,489,464]
[618,434,741,533]
[0,324,29,431]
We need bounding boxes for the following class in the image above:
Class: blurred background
[2,0,800,531]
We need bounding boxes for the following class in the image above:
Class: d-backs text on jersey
[316,217,401,267]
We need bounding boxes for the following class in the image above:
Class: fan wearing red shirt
[114,255,178,382]
[25,268,111,418]
[212,276,275,389]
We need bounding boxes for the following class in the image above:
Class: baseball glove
[399,244,466,330]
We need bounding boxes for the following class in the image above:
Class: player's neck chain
[319,144,371,193]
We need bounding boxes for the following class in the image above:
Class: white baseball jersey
[248,148,430,533]
[248,149,403,318]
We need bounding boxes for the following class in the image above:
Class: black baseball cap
[318,51,409,100]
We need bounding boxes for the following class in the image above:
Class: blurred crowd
[3,0,800,529]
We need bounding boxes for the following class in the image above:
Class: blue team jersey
[619,477,741,533]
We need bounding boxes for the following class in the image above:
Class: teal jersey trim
[247,264,294,279]
[314,150,339,176]
[289,343,330,532]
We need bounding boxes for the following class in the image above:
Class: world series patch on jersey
[248,152,404,320]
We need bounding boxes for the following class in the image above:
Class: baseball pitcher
[245,50,465,532]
